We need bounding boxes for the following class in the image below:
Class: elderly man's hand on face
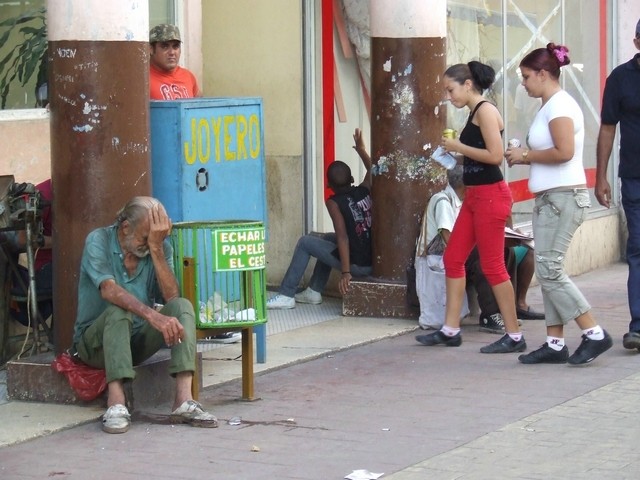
[147,203,172,251]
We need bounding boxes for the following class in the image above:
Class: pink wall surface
[0,115,51,184]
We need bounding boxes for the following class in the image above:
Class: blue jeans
[532,188,591,327]
[621,178,640,332]
[279,233,372,297]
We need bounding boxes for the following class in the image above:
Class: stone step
[343,279,418,318]
[6,350,201,408]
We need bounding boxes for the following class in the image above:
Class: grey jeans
[279,233,372,297]
[532,188,591,327]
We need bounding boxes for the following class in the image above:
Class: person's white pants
[416,255,469,329]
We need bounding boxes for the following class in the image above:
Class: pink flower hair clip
[552,45,569,64]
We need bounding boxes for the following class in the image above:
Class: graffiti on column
[371,53,448,184]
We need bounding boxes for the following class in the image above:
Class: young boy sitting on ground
[267,129,373,309]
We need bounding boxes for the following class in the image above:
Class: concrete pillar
[48,1,150,352]
[343,0,448,317]
[370,0,448,280]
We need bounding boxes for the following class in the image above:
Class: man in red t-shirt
[149,24,201,100]
[149,25,240,344]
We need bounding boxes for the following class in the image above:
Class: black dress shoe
[415,330,462,347]
[516,307,545,320]
[480,333,526,353]
[622,331,640,350]
[568,331,612,364]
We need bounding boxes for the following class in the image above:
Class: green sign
[213,226,266,271]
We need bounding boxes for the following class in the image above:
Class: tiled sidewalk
[1,262,637,480]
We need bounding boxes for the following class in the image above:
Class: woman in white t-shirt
[505,43,612,365]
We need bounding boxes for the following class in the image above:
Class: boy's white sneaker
[294,287,322,305]
[266,294,295,309]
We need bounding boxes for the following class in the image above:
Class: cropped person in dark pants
[596,18,640,351]
[470,237,545,334]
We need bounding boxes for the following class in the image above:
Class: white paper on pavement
[344,470,384,480]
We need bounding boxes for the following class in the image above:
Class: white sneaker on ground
[266,294,295,309]
[294,287,322,305]
[102,404,131,434]
[170,400,218,428]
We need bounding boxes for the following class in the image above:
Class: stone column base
[342,278,418,319]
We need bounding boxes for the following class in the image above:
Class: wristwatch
[522,149,529,162]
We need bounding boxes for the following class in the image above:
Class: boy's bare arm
[353,128,372,189]
[327,199,352,294]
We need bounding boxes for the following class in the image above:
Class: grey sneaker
[295,287,322,305]
[102,404,131,434]
[266,294,295,310]
[170,400,218,428]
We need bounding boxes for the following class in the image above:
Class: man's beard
[124,233,149,258]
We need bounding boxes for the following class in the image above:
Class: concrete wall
[617,1,640,63]
[0,112,51,183]
[201,0,304,286]
[563,213,622,276]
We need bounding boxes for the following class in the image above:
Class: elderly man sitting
[70,196,217,434]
